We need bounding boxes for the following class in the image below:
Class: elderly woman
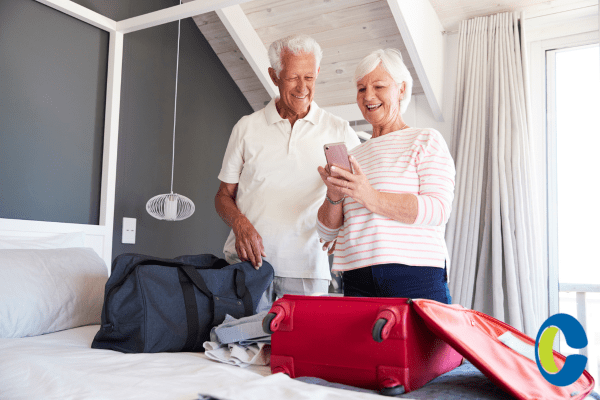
[316,49,455,303]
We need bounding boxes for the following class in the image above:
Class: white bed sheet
[0,325,385,400]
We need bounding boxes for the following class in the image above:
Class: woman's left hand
[327,156,378,209]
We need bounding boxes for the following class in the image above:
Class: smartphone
[324,142,352,177]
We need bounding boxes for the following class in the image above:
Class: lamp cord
[170,1,182,194]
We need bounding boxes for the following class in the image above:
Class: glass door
[547,42,600,381]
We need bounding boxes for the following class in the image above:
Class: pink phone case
[324,142,351,176]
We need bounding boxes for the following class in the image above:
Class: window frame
[529,31,599,320]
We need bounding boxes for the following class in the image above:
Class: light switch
[122,217,136,244]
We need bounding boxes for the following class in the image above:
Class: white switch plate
[122,217,136,244]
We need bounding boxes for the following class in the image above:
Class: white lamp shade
[146,193,195,221]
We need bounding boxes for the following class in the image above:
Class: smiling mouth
[366,104,382,111]
[292,94,307,99]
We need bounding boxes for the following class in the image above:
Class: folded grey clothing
[203,341,270,368]
[210,311,271,345]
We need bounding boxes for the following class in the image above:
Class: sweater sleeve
[413,129,456,227]
[316,218,340,242]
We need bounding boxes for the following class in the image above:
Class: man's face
[270,50,319,116]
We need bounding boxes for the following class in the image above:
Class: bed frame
[0,0,253,270]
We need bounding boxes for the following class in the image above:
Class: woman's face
[356,64,404,128]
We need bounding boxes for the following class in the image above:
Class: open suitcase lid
[412,299,595,400]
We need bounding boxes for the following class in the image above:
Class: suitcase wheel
[372,318,388,342]
[262,312,278,334]
[380,385,405,396]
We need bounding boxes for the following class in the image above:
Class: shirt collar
[264,97,321,126]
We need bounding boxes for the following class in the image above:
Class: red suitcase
[263,295,463,395]
[412,299,595,400]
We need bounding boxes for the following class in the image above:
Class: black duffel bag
[91,253,273,353]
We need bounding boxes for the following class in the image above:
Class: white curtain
[445,12,545,337]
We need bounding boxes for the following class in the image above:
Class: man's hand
[215,181,266,269]
[320,238,337,255]
[232,216,266,269]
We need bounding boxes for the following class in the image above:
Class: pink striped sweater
[317,127,456,272]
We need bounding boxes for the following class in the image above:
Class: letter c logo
[535,313,588,386]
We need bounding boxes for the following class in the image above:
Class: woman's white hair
[268,34,323,77]
[354,48,413,114]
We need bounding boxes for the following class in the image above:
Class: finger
[329,166,353,181]
[257,236,266,258]
[327,241,337,256]
[238,245,249,262]
[349,156,364,176]
[259,246,267,264]
[249,240,263,268]
[326,175,350,189]
[240,239,257,268]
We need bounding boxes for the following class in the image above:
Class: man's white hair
[354,48,413,114]
[268,34,323,77]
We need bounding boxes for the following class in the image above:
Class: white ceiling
[430,0,598,32]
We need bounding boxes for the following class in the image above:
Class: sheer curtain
[445,12,545,336]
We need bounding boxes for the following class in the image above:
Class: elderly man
[215,34,360,302]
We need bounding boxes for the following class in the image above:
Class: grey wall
[110,5,254,261]
[0,0,107,224]
[2,0,254,261]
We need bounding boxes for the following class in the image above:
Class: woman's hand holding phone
[319,142,352,202]
[328,156,378,211]
[323,142,352,176]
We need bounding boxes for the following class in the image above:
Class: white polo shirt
[218,98,361,280]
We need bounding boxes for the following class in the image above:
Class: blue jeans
[342,263,452,304]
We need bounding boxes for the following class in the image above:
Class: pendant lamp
[146,8,195,221]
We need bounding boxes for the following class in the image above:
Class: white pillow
[0,248,108,338]
[0,231,85,250]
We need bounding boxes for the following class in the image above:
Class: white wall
[403,32,459,149]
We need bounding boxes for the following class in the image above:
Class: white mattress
[0,325,384,400]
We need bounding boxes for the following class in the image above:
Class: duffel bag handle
[178,265,254,351]
[103,258,209,324]
[234,268,254,317]
[180,265,254,317]
[115,258,253,314]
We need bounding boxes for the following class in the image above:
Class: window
[547,42,599,382]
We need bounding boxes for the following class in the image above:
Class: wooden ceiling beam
[216,5,278,98]
[387,0,445,121]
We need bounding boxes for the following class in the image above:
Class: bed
[0,232,597,400]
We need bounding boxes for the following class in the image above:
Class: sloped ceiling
[185,0,595,117]
[190,0,420,113]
